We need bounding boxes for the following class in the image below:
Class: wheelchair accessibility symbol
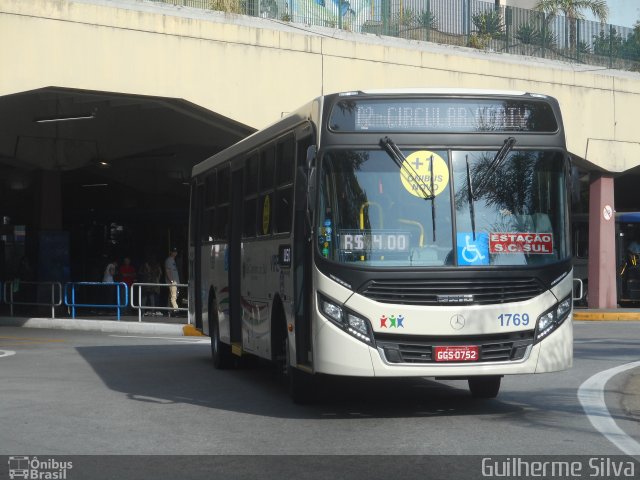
[457,232,489,265]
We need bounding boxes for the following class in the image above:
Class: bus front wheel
[210,304,234,369]
[468,376,501,398]
[285,335,313,404]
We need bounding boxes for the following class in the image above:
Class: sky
[590,0,640,28]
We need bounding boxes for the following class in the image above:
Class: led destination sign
[339,231,411,253]
[330,98,558,133]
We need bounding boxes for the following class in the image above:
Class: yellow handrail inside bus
[359,202,383,230]
[398,219,424,247]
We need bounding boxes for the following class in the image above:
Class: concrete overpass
[1,0,640,307]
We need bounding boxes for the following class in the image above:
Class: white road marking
[578,360,640,456]
[574,339,635,344]
[0,350,16,358]
[109,335,208,343]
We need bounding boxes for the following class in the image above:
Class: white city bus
[188,90,573,402]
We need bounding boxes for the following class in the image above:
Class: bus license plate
[434,345,479,362]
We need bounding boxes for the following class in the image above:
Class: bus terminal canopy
[0,87,254,195]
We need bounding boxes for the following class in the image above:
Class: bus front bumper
[313,315,573,377]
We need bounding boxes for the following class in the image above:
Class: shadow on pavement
[75,343,524,420]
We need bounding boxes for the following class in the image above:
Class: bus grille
[375,332,534,364]
[360,278,544,305]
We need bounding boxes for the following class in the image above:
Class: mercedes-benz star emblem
[450,314,466,330]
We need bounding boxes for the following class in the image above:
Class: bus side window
[274,135,295,234]
[258,146,276,236]
[243,154,259,238]
[275,187,293,233]
[214,166,230,240]
[203,172,216,243]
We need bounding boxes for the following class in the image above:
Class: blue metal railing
[64,282,129,320]
[1,280,191,323]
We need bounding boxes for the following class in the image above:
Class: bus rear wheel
[468,376,501,398]
[210,307,234,369]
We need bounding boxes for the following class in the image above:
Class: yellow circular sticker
[262,194,271,235]
[400,151,449,198]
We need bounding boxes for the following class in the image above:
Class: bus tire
[209,299,234,369]
[468,376,501,398]
[285,335,313,404]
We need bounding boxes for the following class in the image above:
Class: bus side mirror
[306,145,316,170]
[307,167,317,213]
[306,145,317,212]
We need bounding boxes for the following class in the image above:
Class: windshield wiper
[379,137,433,201]
[379,137,437,241]
[473,136,516,200]
[465,155,477,241]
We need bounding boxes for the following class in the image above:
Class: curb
[182,324,205,336]
[0,316,186,335]
[574,312,640,321]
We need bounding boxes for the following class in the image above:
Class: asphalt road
[0,322,638,479]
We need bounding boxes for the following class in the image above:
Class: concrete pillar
[38,170,62,230]
[587,174,617,308]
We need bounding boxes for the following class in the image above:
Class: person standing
[138,253,163,316]
[164,247,180,313]
[102,256,118,310]
[119,256,136,289]
[102,257,118,283]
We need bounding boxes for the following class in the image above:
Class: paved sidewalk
[0,314,204,336]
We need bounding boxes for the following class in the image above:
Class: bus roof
[357,88,533,96]
[192,99,315,177]
[192,89,560,178]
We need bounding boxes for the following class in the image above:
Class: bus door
[191,182,204,329]
[229,168,243,346]
[293,128,315,366]
[617,216,640,303]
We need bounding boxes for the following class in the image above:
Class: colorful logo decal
[380,314,405,328]
[489,232,554,254]
[400,151,449,198]
[320,218,332,257]
[457,232,489,266]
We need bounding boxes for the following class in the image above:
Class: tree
[621,21,640,63]
[535,0,608,51]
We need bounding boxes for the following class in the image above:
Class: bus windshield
[317,148,568,267]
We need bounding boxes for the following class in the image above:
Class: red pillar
[587,174,617,308]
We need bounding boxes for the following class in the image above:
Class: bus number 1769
[498,313,530,327]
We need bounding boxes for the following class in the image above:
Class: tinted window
[274,186,293,234]
[243,198,257,237]
[213,205,228,240]
[276,136,295,186]
[205,173,216,207]
[202,207,214,243]
[217,166,230,204]
[245,154,258,195]
[260,147,276,192]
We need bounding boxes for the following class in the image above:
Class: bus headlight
[535,294,572,343]
[318,293,373,346]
